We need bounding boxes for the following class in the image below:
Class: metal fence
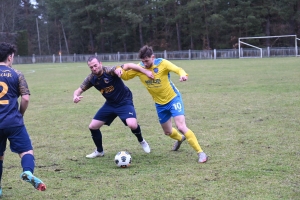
[13,47,300,65]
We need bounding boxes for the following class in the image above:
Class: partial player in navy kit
[0,42,46,197]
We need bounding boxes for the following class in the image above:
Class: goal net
[238,35,299,58]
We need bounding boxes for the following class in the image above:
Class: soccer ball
[114,151,132,168]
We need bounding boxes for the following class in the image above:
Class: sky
[30,0,37,5]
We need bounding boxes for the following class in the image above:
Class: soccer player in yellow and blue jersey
[0,42,46,197]
[117,45,207,163]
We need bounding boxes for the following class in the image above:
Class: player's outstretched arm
[73,87,84,103]
[122,63,154,79]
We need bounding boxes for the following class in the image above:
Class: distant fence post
[214,49,216,60]
[189,49,191,60]
[118,52,120,61]
[52,54,55,63]
[32,54,35,63]
[18,55,20,64]
[74,53,76,62]
[164,50,167,59]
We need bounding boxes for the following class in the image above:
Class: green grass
[2,58,299,199]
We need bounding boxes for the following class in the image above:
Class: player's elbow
[122,64,131,71]
[21,94,30,103]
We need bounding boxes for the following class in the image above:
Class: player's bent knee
[176,126,188,134]
[19,150,34,158]
[128,124,138,130]
[89,123,102,130]
[164,132,171,136]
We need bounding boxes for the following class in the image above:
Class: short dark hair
[0,42,17,62]
[87,55,99,63]
[138,45,153,59]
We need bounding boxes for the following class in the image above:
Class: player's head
[0,42,17,65]
[87,56,103,75]
[138,45,155,69]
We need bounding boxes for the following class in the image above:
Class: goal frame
[238,35,299,58]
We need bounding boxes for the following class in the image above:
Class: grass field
[2,58,299,199]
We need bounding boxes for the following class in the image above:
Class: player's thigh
[7,126,33,154]
[93,104,117,127]
[155,102,172,124]
[116,104,137,126]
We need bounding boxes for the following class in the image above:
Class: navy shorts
[94,102,137,126]
[0,125,33,156]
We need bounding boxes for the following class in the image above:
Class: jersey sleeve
[120,68,141,81]
[80,74,93,91]
[17,70,30,95]
[103,66,117,76]
[164,59,188,76]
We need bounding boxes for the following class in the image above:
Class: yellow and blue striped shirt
[121,58,188,105]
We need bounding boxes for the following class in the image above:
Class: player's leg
[126,117,142,142]
[168,94,207,162]
[19,151,46,191]
[126,118,150,153]
[86,104,114,158]
[86,119,106,158]
[0,155,3,197]
[0,130,7,197]
[118,104,150,153]
[160,119,185,150]
[173,115,207,163]
[156,99,184,147]
[8,126,46,190]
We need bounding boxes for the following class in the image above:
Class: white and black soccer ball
[114,151,132,168]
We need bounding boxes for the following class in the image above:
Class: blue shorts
[94,102,137,126]
[0,125,33,156]
[155,94,185,124]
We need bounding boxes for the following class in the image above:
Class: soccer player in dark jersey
[0,42,46,197]
[73,56,150,158]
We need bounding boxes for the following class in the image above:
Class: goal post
[238,35,299,58]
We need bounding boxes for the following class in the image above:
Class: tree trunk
[22,0,32,55]
[139,23,143,47]
[176,22,182,50]
[265,16,271,47]
[36,18,41,55]
[60,21,69,54]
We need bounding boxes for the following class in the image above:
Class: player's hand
[115,68,123,77]
[73,95,83,103]
[145,70,154,79]
[179,76,188,82]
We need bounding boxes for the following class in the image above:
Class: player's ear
[7,54,14,63]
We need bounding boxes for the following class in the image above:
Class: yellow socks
[169,128,183,141]
[184,129,203,153]
[169,128,203,154]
